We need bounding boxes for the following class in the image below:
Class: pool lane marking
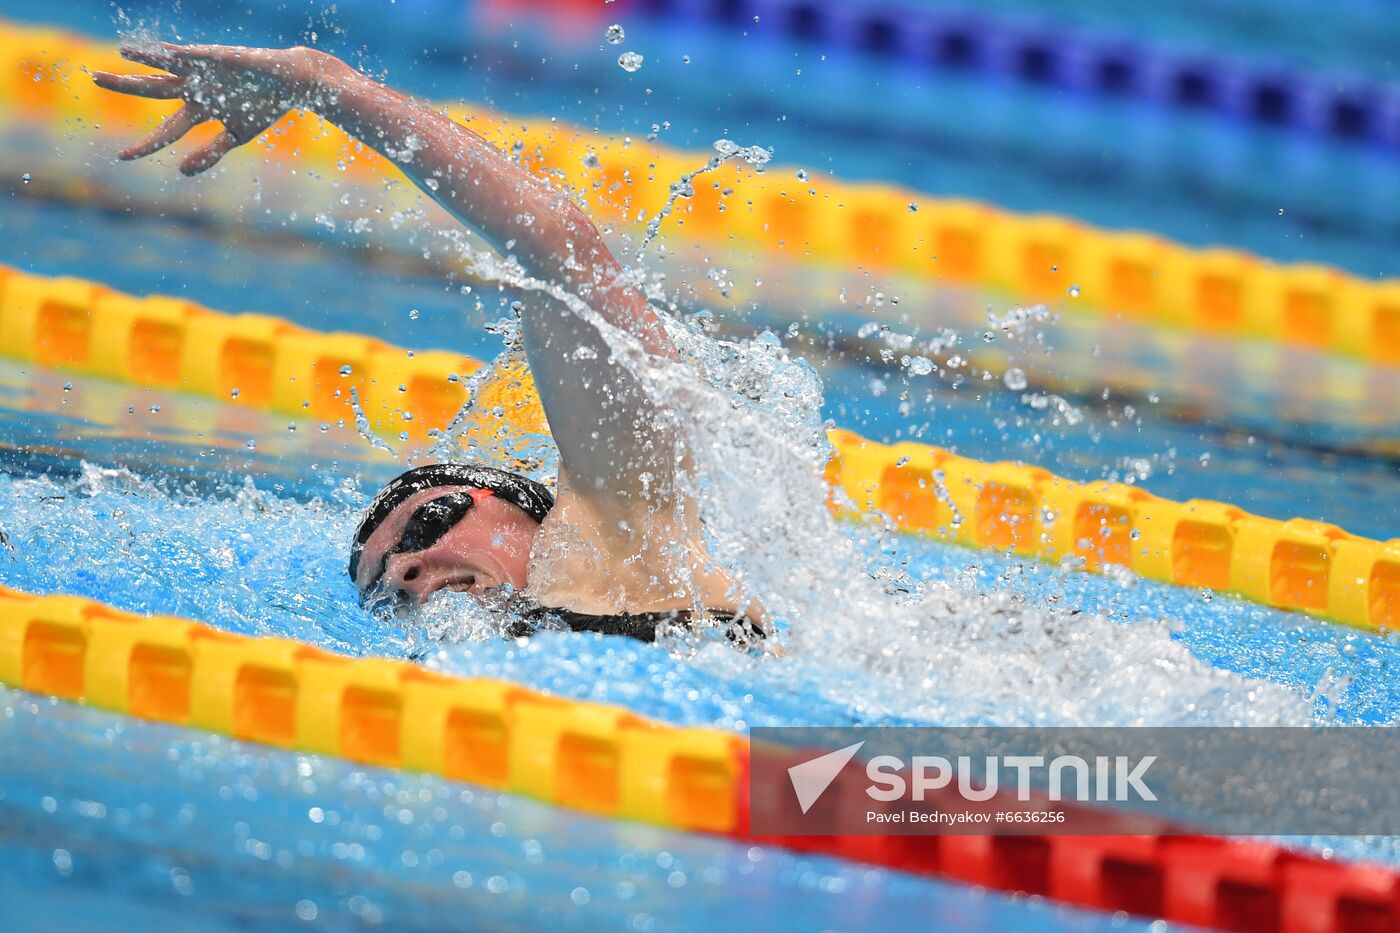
[3,17,1400,363]
[1,262,1394,633]
[1,583,1397,933]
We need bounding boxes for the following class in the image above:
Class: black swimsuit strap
[508,602,765,645]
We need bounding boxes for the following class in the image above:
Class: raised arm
[94,41,750,616]
[92,43,671,355]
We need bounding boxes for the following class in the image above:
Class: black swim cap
[348,462,554,584]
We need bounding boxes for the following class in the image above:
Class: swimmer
[94,42,764,643]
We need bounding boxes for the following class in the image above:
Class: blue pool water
[0,690,1161,933]
[0,187,1394,736]
[2,198,1396,933]
[1,2,1398,930]
[1,355,1396,931]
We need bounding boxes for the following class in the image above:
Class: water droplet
[618,51,644,72]
[1003,367,1027,391]
[582,151,600,168]
[712,138,770,166]
[62,382,72,392]
[795,168,809,182]
[907,201,919,212]
[230,388,240,398]
[605,24,625,44]
[408,309,420,320]
[148,404,160,413]
[21,172,31,184]
[246,439,257,449]
[1068,284,1081,298]
[907,356,934,376]
[338,364,353,376]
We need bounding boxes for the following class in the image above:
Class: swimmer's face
[353,486,540,610]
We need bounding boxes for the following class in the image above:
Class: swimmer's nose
[381,556,430,605]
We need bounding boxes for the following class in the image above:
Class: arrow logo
[787,741,865,814]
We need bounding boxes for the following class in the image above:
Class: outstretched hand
[91,41,348,175]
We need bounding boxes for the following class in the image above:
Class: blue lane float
[629,0,1400,151]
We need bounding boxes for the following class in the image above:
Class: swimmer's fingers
[124,42,281,75]
[117,41,187,74]
[178,127,241,176]
[90,71,185,100]
[165,43,267,66]
[118,105,203,161]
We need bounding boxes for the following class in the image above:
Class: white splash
[423,171,1312,728]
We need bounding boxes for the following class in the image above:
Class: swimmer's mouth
[361,577,482,615]
[419,576,478,603]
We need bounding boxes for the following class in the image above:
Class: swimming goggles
[359,487,495,606]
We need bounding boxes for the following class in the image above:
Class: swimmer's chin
[393,582,521,651]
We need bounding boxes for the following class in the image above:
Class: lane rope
[2,582,1397,933]
[3,19,1400,362]
[1,262,1396,631]
[635,0,1400,153]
